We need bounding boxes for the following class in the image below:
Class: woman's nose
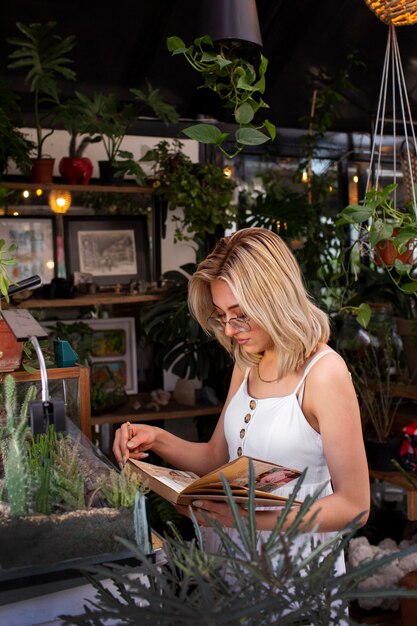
[224,321,239,337]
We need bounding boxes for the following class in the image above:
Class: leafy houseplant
[142,139,235,243]
[73,83,179,185]
[337,184,417,303]
[60,469,417,626]
[52,96,101,184]
[167,35,276,158]
[7,22,76,183]
[0,79,34,177]
[141,262,231,382]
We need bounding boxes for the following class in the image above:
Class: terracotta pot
[374,228,414,267]
[30,158,55,184]
[59,157,93,185]
[0,318,23,372]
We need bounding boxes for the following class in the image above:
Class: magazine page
[130,460,200,494]
[183,456,301,493]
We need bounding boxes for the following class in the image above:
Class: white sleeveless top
[224,350,334,494]
[204,349,346,579]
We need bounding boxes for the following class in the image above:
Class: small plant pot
[59,157,93,185]
[98,160,123,185]
[364,434,402,472]
[30,158,55,184]
[0,318,23,372]
[374,229,414,267]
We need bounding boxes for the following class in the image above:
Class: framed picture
[63,215,149,285]
[0,216,56,285]
[44,317,138,395]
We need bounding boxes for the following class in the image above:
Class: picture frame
[0,216,56,285]
[63,215,149,285]
[44,317,138,395]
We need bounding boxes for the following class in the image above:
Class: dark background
[1,0,417,136]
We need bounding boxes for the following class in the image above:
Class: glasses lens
[207,316,224,331]
[229,318,251,332]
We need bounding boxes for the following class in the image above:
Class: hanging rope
[366,23,417,219]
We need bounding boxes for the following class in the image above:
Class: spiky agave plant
[60,466,417,626]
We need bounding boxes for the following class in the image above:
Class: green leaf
[235,127,271,146]
[166,36,186,52]
[401,281,417,294]
[235,103,255,125]
[263,119,276,140]
[182,124,227,144]
[356,303,372,329]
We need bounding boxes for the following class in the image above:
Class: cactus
[4,432,28,516]
[133,490,152,553]
[4,374,17,430]
[99,465,148,509]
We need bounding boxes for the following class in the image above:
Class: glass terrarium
[0,371,155,594]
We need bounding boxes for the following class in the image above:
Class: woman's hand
[113,423,157,468]
[176,500,247,528]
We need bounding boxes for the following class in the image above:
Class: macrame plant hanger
[364,0,417,220]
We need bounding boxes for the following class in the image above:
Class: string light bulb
[301,169,309,183]
[49,189,72,214]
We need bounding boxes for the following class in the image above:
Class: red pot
[374,228,415,266]
[59,157,93,185]
[0,319,23,372]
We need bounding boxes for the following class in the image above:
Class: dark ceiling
[1,0,417,138]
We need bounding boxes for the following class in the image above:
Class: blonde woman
[113,227,369,574]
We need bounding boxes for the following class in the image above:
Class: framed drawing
[44,317,138,395]
[63,215,149,285]
[0,216,56,285]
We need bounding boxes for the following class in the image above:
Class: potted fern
[7,21,76,183]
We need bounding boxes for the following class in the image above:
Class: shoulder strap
[293,349,336,397]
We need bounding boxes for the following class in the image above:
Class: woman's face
[210,280,272,354]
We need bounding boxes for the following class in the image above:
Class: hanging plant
[167,35,276,158]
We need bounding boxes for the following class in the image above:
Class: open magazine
[128,455,302,506]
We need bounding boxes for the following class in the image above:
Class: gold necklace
[257,363,279,384]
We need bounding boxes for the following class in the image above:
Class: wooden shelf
[5,292,163,309]
[0,181,154,194]
[91,393,222,426]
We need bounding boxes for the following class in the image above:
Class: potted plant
[338,311,408,470]
[141,139,235,244]
[7,21,76,183]
[167,34,276,159]
[73,82,179,185]
[337,184,417,295]
[0,79,34,178]
[52,95,101,184]
[0,238,23,373]
[58,469,417,625]
[141,259,232,403]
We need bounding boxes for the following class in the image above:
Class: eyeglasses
[206,311,251,333]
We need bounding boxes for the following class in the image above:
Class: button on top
[249,399,256,410]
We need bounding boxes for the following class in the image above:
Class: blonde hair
[188,228,330,379]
